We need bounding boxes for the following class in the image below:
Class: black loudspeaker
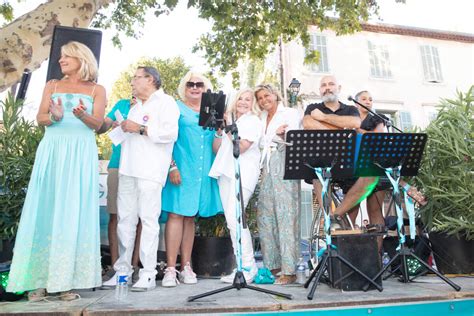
[330,234,382,291]
[46,25,102,82]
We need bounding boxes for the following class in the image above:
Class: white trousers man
[104,174,162,291]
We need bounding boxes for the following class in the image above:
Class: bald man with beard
[303,75,379,230]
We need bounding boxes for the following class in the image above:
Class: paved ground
[1,275,473,315]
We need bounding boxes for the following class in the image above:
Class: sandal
[274,275,296,285]
[58,291,80,301]
[27,288,46,302]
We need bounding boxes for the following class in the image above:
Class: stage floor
[1,275,473,315]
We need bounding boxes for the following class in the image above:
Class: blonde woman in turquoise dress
[6,41,106,301]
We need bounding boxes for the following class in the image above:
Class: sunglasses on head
[186,81,205,88]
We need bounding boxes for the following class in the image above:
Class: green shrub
[415,86,474,240]
[0,93,44,239]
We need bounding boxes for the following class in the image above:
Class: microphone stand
[348,96,403,133]
[187,113,292,301]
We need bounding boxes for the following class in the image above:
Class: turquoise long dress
[7,93,102,293]
[161,100,223,217]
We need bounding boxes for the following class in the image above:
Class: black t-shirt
[360,113,389,131]
[303,102,359,184]
[304,102,360,118]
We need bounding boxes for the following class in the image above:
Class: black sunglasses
[186,81,205,88]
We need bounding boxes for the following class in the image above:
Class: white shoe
[131,274,156,292]
[220,266,258,284]
[179,263,197,284]
[101,271,131,289]
[162,267,180,287]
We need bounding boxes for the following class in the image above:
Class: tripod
[355,133,461,291]
[304,165,383,299]
[188,115,292,302]
[284,130,382,300]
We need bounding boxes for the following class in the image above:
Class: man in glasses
[103,66,180,291]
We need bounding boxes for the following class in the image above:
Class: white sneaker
[162,267,180,287]
[131,274,156,292]
[179,263,197,284]
[220,266,258,284]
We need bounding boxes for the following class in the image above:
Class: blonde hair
[61,41,98,82]
[254,83,284,108]
[177,71,213,101]
[227,88,260,117]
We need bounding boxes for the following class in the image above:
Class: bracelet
[169,166,178,172]
[49,113,57,123]
[214,132,223,138]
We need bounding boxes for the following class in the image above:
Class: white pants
[218,176,256,269]
[114,174,162,277]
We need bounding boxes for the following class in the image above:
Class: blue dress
[161,100,223,217]
[7,93,102,293]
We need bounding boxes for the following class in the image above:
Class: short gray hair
[138,66,161,89]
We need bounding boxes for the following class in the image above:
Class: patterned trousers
[257,147,301,275]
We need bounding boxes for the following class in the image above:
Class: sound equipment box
[329,234,382,291]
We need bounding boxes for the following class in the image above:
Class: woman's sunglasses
[186,81,205,88]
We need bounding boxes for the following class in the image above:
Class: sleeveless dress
[7,92,102,293]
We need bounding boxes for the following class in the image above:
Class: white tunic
[209,112,262,191]
[259,103,301,170]
[119,89,179,185]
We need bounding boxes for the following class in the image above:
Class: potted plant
[192,214,234,277]
[414,86,474,274]
[192,192,260,278]
[0,93,44,261]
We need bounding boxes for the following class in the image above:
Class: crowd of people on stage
[6,41,427,300]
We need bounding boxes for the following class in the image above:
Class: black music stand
[284,130,382,300]
[356,133,460,291]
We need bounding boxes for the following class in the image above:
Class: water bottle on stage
[296,258,306,284]
[115,267,129,300]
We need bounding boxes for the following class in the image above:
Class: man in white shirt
[103,66,179,291]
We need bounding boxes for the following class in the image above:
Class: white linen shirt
[119,89,179,185]
[259,103,301,170]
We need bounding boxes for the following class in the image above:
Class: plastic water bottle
[115,267,128,300]
[296,257,306,284]
[382,252,391,278]
[382,252,390,268]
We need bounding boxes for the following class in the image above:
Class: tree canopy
[1,0,382,91]
[109,56,190,106]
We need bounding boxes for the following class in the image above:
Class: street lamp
[288,78,301,107]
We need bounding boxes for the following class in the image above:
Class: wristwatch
[139,125,145,135]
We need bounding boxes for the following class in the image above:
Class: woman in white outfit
[210,88,262,283]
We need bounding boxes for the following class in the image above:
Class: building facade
[282,22,474,130]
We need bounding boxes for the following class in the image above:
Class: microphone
[347,95,354,102]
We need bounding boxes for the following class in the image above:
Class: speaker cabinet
[46,26,102,82]
[329,234,382,291]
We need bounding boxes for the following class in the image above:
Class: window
[368,41,393,79]
[420,45,443,83]
[399,111,413,131]
[300,189,314,240]
[306,34,329,73]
